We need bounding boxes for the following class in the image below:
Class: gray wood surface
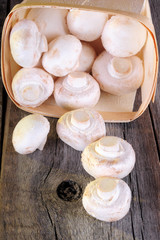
[0,0,160,240]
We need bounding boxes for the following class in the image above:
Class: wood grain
[0,0,160,240]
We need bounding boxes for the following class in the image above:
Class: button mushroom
[67,9,108,42]
[42,34,82,77]
[27,8,69,43]
[54,72,100,110]
[12,114,50,155]
[56,108,106,151]
[82,177,131,222]
[81,136,136,178]
[92,51,143,95]
[10,19,48,68]
[101,15,147,57]
[12,68,54,107]
[75,42,97,72]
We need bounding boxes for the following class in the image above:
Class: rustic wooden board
[0,0,160,240]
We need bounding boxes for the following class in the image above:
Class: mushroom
[42,35,82,77]
[92,51,143,95]
[12,68,54,107]
[56,108,106,151]
[54,72,100,110]
[10,19,48,68]
[26,8,69,43]
[82,177,131,222]
[75,42,97,72]
[12,114,50,154]
[67,9,108,42]
[81,136,136,179]
[101,15,147,57]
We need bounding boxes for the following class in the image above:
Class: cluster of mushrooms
[12,108,136,222]
[10,8,146,108]
[10,7,146,222]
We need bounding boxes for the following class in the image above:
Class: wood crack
[141,229,145,240]
[40,192,62,240]
[43,138,59,184]
[54,225,58,240]
[40,192,54,227]
[135,172,144,229]
[129,174,136,240]
[130,209,136,240]
[149,107,160,161]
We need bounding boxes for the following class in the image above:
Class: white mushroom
[81,136,136,179]
[101,15,147,57]
[56,108,106,151]
[10,19,48,68]
[67,9,108,42]
[75,42,97,72]
[12,114,50,155]
[92,51,143,95]
[54,72,100,110]
[12,68,54,107]
[26,8,69,43]
[82,177,131,222]
[42,35,82,77]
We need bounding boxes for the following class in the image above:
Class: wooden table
[0,0,160,239]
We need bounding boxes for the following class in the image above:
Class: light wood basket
[1,0,159,122]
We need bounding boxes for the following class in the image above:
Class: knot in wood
[56,180,82,202]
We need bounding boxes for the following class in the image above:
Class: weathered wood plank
[0,100,159,240]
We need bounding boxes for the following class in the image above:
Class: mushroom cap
[54,72,100,110]
[82,177,131,222]
[12,68,54,108]
[12,114,50,155]
[42,35,82,77]
[56,108,106,151]
[10,19,48,68]
[26,8,69,43]
[75,42,97,72]
[81,136,136,178]
[101,16,147,57]
[67,9,108,42]
[92,51,143,95]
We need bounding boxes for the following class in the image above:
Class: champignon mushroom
[54,72,100,110]
[75,42,97,72]
[81,136,136,178]
[67,9,108,42]
[56,108,106,151]
[12,114,50,154]
[42,34,82,77]
[82,177,131,222]
[26,8,69,43]
[101,15,147,57]
[92,51,143,95]
[10,19,48,68]
[12,68,54,107]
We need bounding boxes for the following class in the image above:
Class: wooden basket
[1,0,158,122]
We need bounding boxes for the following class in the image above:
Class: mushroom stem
[95,137,123,159]
[71,110,90,130]
[96,178,119,201]
[65,72,88,89]
[108,57,132,79]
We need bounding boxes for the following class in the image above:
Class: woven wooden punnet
[1,0,158,122]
